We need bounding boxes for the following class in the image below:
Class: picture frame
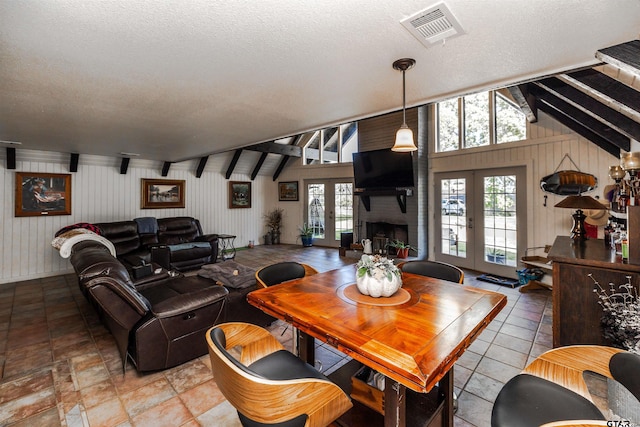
[278,181,299,201]
[15,172,72,217]
[229,181,251,209]
[141,179,185,209]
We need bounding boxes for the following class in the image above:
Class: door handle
[468,217,473,229]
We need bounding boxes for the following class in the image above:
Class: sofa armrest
[195,234,219,260]
[150,245,171,270]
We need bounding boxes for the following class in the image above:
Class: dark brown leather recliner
[150,217,219,272]
[94,216,219,272]
[70,240,228,372]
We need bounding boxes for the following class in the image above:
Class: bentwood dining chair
[206,322,352,427]
[397,260,464,284]
[255,261,318,288]
[491,345,640,427]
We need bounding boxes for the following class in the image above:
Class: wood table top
[247,265,507,393]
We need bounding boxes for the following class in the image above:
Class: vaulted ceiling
[510,40,640,159]
[1,1,640,168]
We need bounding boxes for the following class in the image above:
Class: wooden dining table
[247,265,507,427]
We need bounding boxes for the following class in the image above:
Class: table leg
[298,331,315,365]
[384,378,406,427]
[440,370,454,427]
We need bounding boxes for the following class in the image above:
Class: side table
[217,234,236,260]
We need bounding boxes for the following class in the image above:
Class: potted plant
[388,239,417,259]
[263,208,284,244]
[298,223,314,247]
[355,254,402,297]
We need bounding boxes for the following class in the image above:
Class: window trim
[436,90,527,153]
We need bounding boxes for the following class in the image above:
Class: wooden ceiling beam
[596,40,640,80]
[225,149,243,179]
[534,77,640,142]
[120,157,130,174]
[531,85,627,157]
[244,141,302,157]
[559,69,640,123]
[507,84,538,123]
[6,147,16,169]
[69,153,79,172]
[196,156,208,178]
[161,162,172,177]
[251,152,268,180]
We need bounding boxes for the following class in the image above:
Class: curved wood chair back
[255,262,318,288]
[398,260,464,284]
[522,345,628,403]
[206,322,352,427]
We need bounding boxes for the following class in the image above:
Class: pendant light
[391,58,417,152]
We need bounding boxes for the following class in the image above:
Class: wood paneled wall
[0,149,276,284]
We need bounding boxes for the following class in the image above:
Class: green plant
[298,223,313,237]
[387,239,417,252]
[356,254,401,281]
[263,208,284,232]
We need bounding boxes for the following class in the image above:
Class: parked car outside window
[442,199,465,215]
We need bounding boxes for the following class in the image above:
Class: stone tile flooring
[0,244,554,426]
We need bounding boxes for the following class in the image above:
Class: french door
[305,179,354,247]
[435,167,526,278]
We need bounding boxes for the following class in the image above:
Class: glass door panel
[435,172,475,270]
[436,167,526,278]
[306,180,353,247]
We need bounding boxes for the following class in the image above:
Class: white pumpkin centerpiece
[355,254,402,298]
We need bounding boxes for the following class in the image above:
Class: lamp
[391,58,417,152]
[555,195,608,241]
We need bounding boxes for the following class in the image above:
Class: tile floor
[0,244,554,427]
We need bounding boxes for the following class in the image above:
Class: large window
[437,90,526,152]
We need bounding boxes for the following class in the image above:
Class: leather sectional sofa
[69,240,274,372]
[94,216,219,272]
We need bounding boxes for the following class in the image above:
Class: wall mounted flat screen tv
[352,149,414,189]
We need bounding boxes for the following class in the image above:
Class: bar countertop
[547,235,640,273]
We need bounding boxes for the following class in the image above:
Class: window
[303,122,358,165]
[436,90,526,152]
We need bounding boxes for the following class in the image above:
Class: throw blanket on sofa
[51,229,117,258]
[197,261,256,289]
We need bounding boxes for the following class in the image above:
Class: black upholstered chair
[206,322,352,427]
[398,259,464,412]
[255,261,318,288]
[398,260,464,284]
[254,262,319,344]
[491,345,640,427]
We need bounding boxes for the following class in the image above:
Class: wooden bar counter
[548,235,640,347]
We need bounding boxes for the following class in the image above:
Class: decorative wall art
[229,181,251,209]
[141,179,185,209]
[278,181,299,201]
[15,172,72,217]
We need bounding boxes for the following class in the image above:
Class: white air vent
[401,2,465,48]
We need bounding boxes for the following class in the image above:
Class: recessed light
[119,152,140,157]
[0,140,22,145]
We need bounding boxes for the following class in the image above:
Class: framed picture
[229,181,251,209]
[15,172,72,217]
[141,179,185,209]
[278,181,299,201]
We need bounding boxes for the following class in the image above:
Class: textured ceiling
[1,0,639,162]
